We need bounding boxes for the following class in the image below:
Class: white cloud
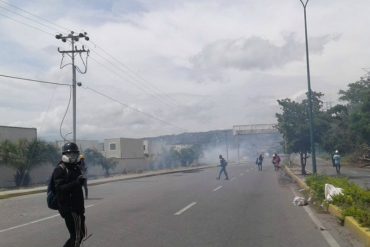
[0,0,369,141]
[191,34,340,72]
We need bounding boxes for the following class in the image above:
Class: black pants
[63,212,86,247]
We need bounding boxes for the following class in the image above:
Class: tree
[178,145,203,167]
[84,148,117,177]
[275,92,327,175]
[320,104,354,155]
[337,78,370,146]
[0,139,59,187]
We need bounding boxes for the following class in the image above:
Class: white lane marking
[174,202,197,216]
[213,186,223,192]
[0,204,95,234]
[230,177,236,181]
[290,188,340,247]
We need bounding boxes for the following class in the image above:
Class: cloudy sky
[0,0,369,141]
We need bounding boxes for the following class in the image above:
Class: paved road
[0,164,359,247]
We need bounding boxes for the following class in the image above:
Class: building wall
[104,138,122,158]
[120,138,145,159]
[56,140,101,153]
[0,126,37,143]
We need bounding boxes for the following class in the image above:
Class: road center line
[0,204,95,234]
[174,202,197,216]
[213,186,223,192]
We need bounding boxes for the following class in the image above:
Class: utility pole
[56,31,89,143]
[225,130,229,161]
[299,0,317,174]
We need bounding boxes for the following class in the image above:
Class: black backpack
[47,163,66,210]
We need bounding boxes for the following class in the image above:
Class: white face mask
[62,152,80,164]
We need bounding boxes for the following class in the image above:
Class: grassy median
[306,175,370,228]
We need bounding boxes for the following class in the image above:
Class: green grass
[306,175,370,228]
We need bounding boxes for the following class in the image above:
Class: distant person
[272,153,281,171]
[217,154,229,180]
[332,150,341,174]
[53,142,86,247]
[79,154,88,199]
[256,154,263,171]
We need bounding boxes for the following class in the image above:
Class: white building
[104,138,148,173]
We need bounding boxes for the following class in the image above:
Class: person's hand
[77,175,86,185]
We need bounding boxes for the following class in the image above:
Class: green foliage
[276,91,328,174]
[157,145,203,168]
[0,139,60,187]
[84,148,117,176]
[306,175,370,227]
[337,78,370,148]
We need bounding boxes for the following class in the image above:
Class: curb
[0,165,216,200]
[283,166,311,191]
[284,166,370,247]
[327,204,343,220]
[345,217,370,247]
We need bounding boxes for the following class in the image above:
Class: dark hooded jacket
[53,162,85,216]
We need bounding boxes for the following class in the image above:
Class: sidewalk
[289,155,370,189]
[0,164,216,199]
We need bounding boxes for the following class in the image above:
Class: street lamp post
[299,0,317,174]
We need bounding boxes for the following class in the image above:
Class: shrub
[306,175,370,228]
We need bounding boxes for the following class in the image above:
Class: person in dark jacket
[217,154,229,180]
[78,154,88,199]
[53,142,86,247]
[256,154,264,171]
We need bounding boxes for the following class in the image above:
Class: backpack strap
[59,163,68,174]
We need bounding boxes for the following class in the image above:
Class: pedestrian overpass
[232,124,280,164]
[232,124,278,135]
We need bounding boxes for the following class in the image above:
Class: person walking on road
[78,154,88,199]
[53,142,87,247]
[256,154,264,171]
[272,153,281,171]
[332,150,341,175]
[217,154,229,180]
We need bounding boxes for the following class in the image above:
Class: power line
[0,2,186,132]
[0,0,70,32]
[88,41,183,107]
[0,72,186,133]
[0,4,61,33]
[89,50,180,110]
[0,2,183,111]
[0,74,70,86]
[0,11,54,36]
[83,85,187,132]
